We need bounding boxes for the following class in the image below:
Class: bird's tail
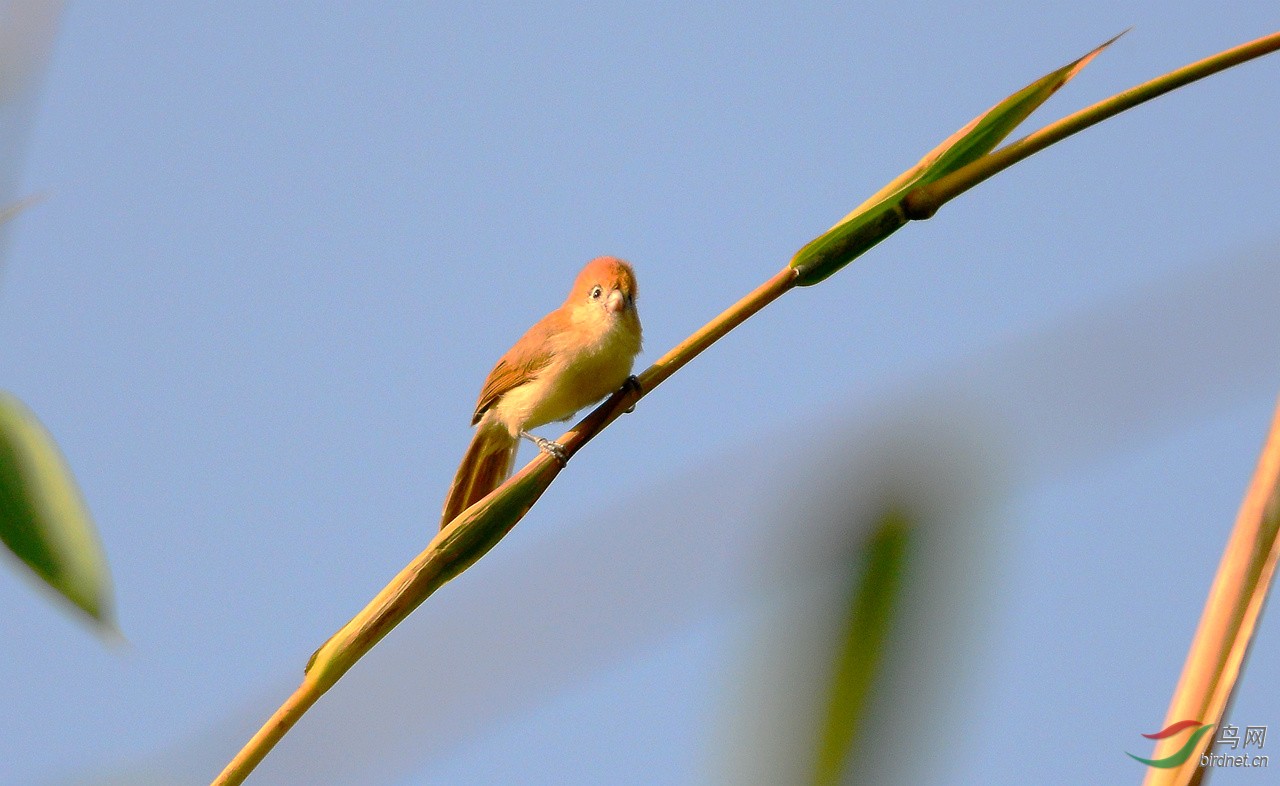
[440,421,518,530]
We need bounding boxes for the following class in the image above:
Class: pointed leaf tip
[917,28,1126,187]
[0,392,114,627]
[1064,28,1130,80]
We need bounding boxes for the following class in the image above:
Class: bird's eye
[590,286,603,299]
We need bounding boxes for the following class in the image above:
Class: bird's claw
[520,430,569,465]
[535,436,569,466]
[623,375,642,414]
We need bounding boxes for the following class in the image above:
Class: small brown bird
[440,256,643,529]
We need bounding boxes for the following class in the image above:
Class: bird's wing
[471,313,563,423]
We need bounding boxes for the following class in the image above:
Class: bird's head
[567,256,639,325]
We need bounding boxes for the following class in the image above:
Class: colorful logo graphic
[1127,720,1215,769]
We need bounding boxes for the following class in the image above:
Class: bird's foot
[521,431,568,466]
[622,375,642,414]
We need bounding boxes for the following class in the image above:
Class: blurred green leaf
[791,32,1123,286]
[0,391,114,627]
[814,510,910,786]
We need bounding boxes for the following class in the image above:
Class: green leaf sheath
[791,33,1121,286]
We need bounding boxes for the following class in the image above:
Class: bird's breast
[490,321,639,434]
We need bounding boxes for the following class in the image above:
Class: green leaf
[791,31,1124,286]
[0,391,114,628]
[813,510,910,786]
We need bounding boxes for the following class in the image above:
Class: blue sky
[1,3,1279,784]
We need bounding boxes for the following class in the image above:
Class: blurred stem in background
[1144,396,1280,786]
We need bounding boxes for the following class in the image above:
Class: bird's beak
[605,288,627,314]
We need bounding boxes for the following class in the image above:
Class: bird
[440,256,643,530]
